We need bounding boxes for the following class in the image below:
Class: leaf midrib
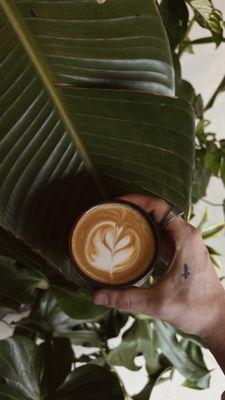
[0,0,107,199]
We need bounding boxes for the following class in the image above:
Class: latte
[70,202,157,285]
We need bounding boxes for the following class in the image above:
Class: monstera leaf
[0,0,194,285]
[0,336,124,400]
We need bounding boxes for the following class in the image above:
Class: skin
[93,194,225,385]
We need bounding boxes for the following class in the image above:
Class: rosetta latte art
[85,221,140,273]
[71,203,156,285]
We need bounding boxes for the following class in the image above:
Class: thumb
[93,286,163,317]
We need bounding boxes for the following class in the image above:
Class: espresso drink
[70,202,157,285]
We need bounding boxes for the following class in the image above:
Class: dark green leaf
[133,355,172,400]
[176,78,203,119]
[177,80,195,104]
[0,295,21,316]
[180,338,206,369]
[15,292,102,345]
[133,380,155,400]
[160,0,189,49]
[177,331,206,348]
[204,142,221,176]
[40,337,74,396]
[0,336,43,400]
[154,320,209,381]
[220,157,225,186]
[192,150,211,203]
[54,364,124,400]
[98,309,129,339]
[0,385,28,400]
[206,245,221,256]
[0,255,47,305]
[193,94,204,119]
[108,320,161,374]
[0,0,194,289]
[51,285,106,320]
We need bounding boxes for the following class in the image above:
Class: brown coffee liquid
[70,203,156,285]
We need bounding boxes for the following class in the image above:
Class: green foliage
[187,0,224,45]
[0,336,43,400]
[108,319,160,374]
[0,0,224,398]
[0,336,124,400]
[160,0,189,49]
[0,0,194,290]
[0,256,48,304]
[154,320,209,382]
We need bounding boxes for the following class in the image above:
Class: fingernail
[94,292,108,306]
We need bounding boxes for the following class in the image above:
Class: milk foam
[85,221,140,273]
[71,203,156,285]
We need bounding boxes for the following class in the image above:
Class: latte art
[71,203,157,285]
[86,221,140,272]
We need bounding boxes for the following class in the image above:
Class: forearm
[201,290,225,374]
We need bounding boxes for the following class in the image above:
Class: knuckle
[108,291,131,310]
[188,225,202,241]
[120,292,131,310]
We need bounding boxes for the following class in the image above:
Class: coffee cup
[69,200,160,291]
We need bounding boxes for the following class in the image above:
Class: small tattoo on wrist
[181,264,190,279]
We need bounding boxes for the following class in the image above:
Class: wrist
[199,287,225,373]
[201,288,225,341]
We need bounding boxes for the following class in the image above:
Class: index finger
[117,194,186,238]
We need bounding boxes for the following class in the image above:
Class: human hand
[93,195,225,371]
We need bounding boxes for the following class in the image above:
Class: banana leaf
[0,0,195,285]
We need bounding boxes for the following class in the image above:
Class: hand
[93,194,225,372]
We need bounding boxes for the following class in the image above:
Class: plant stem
[184,37,225,45]
[202,198,224,207]
[177,17,195,57]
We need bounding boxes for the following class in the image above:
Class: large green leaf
[40,338,74,397]
[51,285,106,319]
[0,385,29,400]
[0,0,194,285]
[0,255,48,304]
[15,291,103,342]
[108,319,161,374]
[180,338,210,389]
[54,364,124,400]
[154,320,209,382]
[0,336,124,400]
[132,353,172,400]
[0,336,43,400]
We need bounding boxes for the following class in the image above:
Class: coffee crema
[70,203,156,285]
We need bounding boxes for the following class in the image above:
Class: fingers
[118,194,171,223]
[118,194,187,241]
[93,286,163,317]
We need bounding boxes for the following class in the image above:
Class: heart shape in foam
[85,221,140,272]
